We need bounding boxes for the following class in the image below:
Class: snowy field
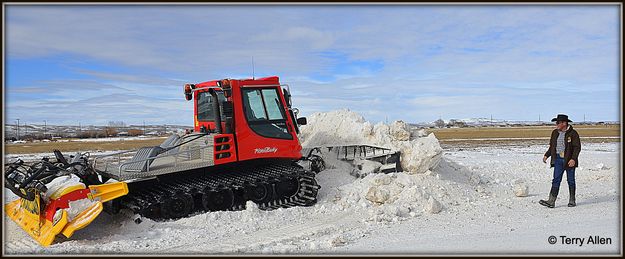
[3,111,621,255]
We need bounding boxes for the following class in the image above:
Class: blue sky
[4,5,621,126]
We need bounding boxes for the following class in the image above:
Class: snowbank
[299,109,443,174]
[297,110,449,222]
[349,173,447,221]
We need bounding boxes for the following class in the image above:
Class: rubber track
[119,160,320,221]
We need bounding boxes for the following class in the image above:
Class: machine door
[235,86,302,161]
[241,88,293,140]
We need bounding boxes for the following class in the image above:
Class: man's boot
[568,187,576,207]
[539,187,559,208]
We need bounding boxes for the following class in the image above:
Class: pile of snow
[297,110,455,222]
[324,171,452,223]
[300,109,443,174]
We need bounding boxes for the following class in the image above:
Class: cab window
[197,90,225,121]
[242,88,292,139]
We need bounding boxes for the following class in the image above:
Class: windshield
[197,90,226,121]
[242,88,292,139]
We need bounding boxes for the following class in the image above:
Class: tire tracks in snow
[5,238,40,254]
[158,210,360,253]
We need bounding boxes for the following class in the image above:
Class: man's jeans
[552,154,576,190]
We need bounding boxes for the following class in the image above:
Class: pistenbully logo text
[254,147,278,154]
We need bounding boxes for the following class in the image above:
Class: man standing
[540,114,581,208]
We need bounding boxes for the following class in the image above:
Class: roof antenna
[251,56,255,79]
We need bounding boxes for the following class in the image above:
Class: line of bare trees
[5,121,165,142]
[433,119,467,128]
[76,121,148,138]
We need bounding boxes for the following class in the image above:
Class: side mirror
[296,117,307,126]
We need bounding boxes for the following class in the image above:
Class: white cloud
[4,5,620,124]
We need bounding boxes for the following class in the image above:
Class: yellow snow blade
[60,182,128,239]
[87,182,129,202]
[60,182,128,238]
[61,202,103,238]
[5,182,128,247]
[49,183,86,200]
[5,198,68,247]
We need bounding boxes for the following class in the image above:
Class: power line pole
[143,120,146,135]
[44,120,47,139]
[16,119,20,140]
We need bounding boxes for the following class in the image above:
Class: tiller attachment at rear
[301,144,402,177]
[4,150,128,247]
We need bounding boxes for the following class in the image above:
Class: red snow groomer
[5,76,402,247]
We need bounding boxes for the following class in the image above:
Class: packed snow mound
[329,172,448,222]
[300,109,443,174]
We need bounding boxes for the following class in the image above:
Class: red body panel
[213,134,237,165]
[44,189,91,221]
[190,76,303,165]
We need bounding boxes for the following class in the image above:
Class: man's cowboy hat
[551,114,572,122]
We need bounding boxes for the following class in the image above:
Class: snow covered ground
[3,110,621,255]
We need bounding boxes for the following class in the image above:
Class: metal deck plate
[93,135,214,181]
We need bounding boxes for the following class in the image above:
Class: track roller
[161,192,195,219]
[202,187,234,211]
[275,176,300,199]
[245,182,270,203]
